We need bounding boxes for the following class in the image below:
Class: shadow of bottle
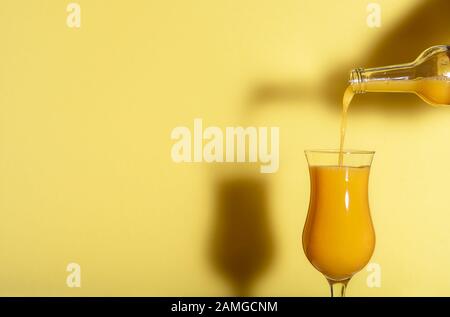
[209,174,274,296]
[324,0,450,115]
[249,0,450,115]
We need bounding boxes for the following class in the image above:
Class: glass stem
[327,279,350,297]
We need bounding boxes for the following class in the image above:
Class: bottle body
[349,45,450,106]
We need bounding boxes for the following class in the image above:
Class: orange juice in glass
[303,150,375,297]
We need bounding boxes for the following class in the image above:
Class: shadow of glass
[209,173,274,296]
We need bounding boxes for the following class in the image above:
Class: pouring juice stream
[338,45,450,165]
[338,87,354,165]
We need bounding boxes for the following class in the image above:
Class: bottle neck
[349,63,416,94]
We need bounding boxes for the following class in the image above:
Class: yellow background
[0,0,449,296]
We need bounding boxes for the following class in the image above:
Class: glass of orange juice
[303,150,375,297]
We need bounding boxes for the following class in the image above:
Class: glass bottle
[349,45,450,106]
